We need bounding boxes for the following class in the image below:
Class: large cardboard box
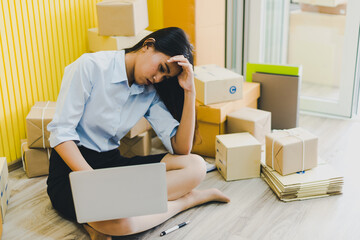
[292,0,346,7]
[163,0,226,67]
[126,117,152,138]
[26,101,56,149]
[88,28,152,52]
[119,131,151,158]
[252,72,300,129]
[21,140,50,178]
[265,127,318,176]
[194,65,243,105]
[96,0,149,36]
[215,133,261,181]
[192,82,260,157]
[226,107,271,144]
[0,158,9,223]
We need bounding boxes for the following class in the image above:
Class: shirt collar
[111,50,146,95]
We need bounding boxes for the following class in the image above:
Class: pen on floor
[160,221,190,236]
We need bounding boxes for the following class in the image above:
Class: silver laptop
[69,162,168,223]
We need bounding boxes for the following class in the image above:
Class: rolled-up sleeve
[47,54,93,148]
[144,94,179,154]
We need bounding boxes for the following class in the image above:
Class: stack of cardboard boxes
[88,0,152,52]
[93,0,154,158]
[191,64,273,181]
[22,101,55,178]
[22,101,153,178]
[262,127,343,201]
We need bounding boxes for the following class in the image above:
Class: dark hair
[124,27,193,122]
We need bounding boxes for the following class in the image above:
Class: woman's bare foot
[183,188,230,210]
[83,223,112,240]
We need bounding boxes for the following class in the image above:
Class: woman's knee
[89,218,136,236]
[187,154,207,180]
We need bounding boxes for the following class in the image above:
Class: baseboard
[8,158,23,172]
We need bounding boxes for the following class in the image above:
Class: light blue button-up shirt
[48,50,179,154]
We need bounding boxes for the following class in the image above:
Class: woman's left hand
[168,55,195,93]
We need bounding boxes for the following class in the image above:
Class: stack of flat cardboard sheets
[261,161,343,202]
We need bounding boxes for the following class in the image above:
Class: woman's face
[134,46,182,86]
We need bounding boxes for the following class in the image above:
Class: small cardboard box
[126,117,152,138]
[96,0,149,36]
[21,140,51,178]
[26,101,56,149]
[226,107,271,144]
[215,133,261,181]
[194,65,243,105]
[0,157,10,223]
[88,28,152,52]
[265,127,318,176]
[119,131,151,158]
[192,82,260,157]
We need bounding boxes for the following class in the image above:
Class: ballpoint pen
[160,221,190,236]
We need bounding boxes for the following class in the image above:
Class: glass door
[243,0,360,118]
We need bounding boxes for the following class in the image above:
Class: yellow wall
[0,0,102,164]
[0,0,164,164]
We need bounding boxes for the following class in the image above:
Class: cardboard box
[163,0,226,67]
[0,210,2,238]
[88,28,152,52]
[292,0,346,7]
[215,133,261,181]
[300,3,346,15]
[226,107,271,144]
[21,140,51,178]
[0,157,9,223]
[96,0,149,36]
[194,65,243,105]
[265,127,318,176]
[192,82,260,157]
[119,131,151,158]
[252,72,300,129]
[126,117,152,138]
[26,101,56,149]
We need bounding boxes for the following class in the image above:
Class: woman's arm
[168,55,196,155]
[54,141,93,171]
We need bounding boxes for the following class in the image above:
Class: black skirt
[46,145,167,222]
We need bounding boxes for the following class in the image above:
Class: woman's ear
[142,38,156,50]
